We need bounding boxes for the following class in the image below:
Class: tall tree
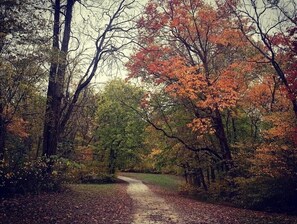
[42,0,136,157]
[42,0,76,156]
[127,0,253,169]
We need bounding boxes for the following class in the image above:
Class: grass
[119,172,184,191]
[68,184,117,195]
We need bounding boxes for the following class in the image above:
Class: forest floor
[0,183,133,224]
[1,175,297,224]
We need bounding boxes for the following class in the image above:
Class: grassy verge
[119,172,184,191]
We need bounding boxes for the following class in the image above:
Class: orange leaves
[243,74,291,114]
[127,0,262,141]
[210,29,244,47]
[126,45,172,80]
[253,144,291,178]
[7,117,29,138]
[2,106,29,138]
[263,112,296,143]
[187,118,214,136]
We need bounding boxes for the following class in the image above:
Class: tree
[95,79,147,174]
[127,0,253,170]
[0,0,47,161]
[0,57,46,161]
[225,0,297,117]
[42,0,137,157]
[0,0,47,56]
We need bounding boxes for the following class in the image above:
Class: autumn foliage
[127,0,297,211]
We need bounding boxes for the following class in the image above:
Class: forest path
[118,176,183,224]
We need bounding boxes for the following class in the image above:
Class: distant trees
[94,79,147,174]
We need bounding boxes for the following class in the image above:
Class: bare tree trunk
[271,61,297,118]
[232,117,237,142]
[0,121,6,161]
[206,168,210,185]
[199,168,208,191]
[0,103,6,161]
[210,166,216,182]
[42,0,61,157]
[42,0,134,157]
[42,0,74,157]
[213,108,233,170]
[108,147,116,175]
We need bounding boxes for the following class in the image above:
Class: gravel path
[119,175,297,224]
[2,178,297,224]
[148,184,297,224]
[118,176,183,224]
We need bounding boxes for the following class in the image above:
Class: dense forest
[0,0,296,213]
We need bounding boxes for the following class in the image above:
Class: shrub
[58,159,116,184]
[0,157,64,197]
[234,176,297,212]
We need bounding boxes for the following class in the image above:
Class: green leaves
[94,79,147,172]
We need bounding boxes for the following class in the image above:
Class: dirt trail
[118,176,183,224]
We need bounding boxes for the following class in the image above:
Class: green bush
[58,159,116,184]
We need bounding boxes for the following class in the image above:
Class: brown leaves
[0,183,133,224]
[7,117,29,138]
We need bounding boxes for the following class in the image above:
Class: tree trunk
[0,103,6,161]
[0,121,6,161]
[42,0,61,157]
[232,117,237,142]
[206,168,210,185]
[108,147,116,174]
[210,166,216,182]
[42,0,75,157]
[213,108,233,170]
[199,168,208,191]
[271,61,297,118]
[192,172,201,187]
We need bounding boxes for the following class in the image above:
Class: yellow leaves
[149,148,162,158]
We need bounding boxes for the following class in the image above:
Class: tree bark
[0,119,6,161]
[271,61,297,118]
[199,168,208,191]
[213,108,233,170]
[108,147,116,174]
[210,166,216,182]
[42,0,75,157]
[42,0,61,157]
